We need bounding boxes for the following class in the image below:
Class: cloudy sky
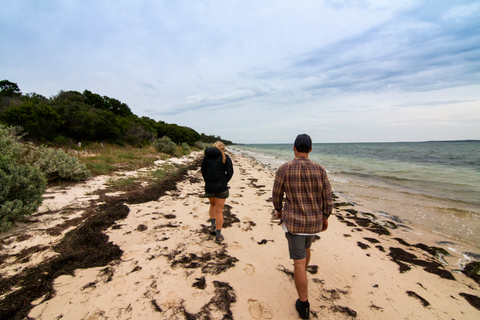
[1,0,479,143]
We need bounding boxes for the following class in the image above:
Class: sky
[1,0,479,143]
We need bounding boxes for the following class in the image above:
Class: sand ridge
[0,151,479,319]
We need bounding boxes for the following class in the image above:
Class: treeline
[0,80,233,147]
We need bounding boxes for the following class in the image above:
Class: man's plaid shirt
[272,157,333,234]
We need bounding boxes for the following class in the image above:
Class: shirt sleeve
[321,169,333,218]
[272,165,286,211]
[225,156,234,182]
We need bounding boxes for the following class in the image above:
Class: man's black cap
[294,134,312,151]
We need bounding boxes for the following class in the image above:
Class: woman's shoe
[215,234,224,244]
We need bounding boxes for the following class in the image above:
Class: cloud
[391,99,478,108]
[248,0,480,97]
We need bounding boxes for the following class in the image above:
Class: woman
[201,141,234,243]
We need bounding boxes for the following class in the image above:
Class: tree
[0,99,62,141]
[0,80,21,97]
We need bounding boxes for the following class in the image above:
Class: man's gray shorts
[285,232,315,260]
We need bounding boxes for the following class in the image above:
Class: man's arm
[272,166,286,215]
[322,169,333,218]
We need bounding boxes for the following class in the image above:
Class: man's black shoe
[295,299,309,319]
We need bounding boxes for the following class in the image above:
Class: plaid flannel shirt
[272,157,333,234]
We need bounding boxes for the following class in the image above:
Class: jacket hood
[205,147,222,158]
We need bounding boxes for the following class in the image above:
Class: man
[272,134,333,319]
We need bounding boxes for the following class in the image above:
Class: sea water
[231,141,480,259]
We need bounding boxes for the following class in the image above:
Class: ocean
[230,141,480,260]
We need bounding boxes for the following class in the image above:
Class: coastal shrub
[181,142,190,154]
[0,125,47,231]
[195,141,205,149]
[25,146,91,181]
[153,136,178,156]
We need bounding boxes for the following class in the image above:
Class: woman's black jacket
[201,147,234,194]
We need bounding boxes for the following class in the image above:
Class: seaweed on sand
[407,291,430,307]
[459,293,480,311]
[330,305,357,318]
[167,246,238,275]
[182,281,236,319]
[388,247,455,280]
[0,156,203,320]
[462,261,480,285]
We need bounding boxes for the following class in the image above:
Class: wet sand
[0,151,479,319]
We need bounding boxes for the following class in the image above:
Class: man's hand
[276,210,282,220]
[322,218,329,231]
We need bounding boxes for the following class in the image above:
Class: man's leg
[306,247,311,267]
[294,257,308,302]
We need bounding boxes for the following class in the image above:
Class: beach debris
[277,265,294,279]
[462,261,480,285]
[307,265,318,274]
[180,281,236,319]
[192,276,207,289]
[388,247,455,280]
[357,242,370,250]
[136,224,147,231]
[222,204,240,227]
[151,299,162,312]
[166,245,238,275]
[330,305,357,318]
[406,291,430,307]
[459,293,480,311]
[129,265,142,273]
[256,239,273,245]
[99,266,114,282]
[369,303,383,311]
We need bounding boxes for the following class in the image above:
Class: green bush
[25,146,91,181]
[181,142,190,154]
[195,141,205,149]
[0,124,91,231]
[153,136,178,156]
[0,125,47,231]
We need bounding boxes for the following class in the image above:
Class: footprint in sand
[229,241,243,250]
[244,263,255,275]
[248,299,273,319]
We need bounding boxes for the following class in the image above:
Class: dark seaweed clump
[459,293,480,311]
[330,305,357,318]
[462,261,480,285]
[182,281,236,319]
[339,209,391,236]
[407,291,430,307]
[388,247,455,280]
[168,248,238,275]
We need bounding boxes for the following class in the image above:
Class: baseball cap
[294,134,312,150]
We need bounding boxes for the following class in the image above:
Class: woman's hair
[213,141,226,163]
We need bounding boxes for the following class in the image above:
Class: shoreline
[231,146,480,266]
[0,151,479,319]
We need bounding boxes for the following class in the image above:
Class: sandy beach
[1,150,479,319]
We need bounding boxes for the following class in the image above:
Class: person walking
[201,141,234,243]
[272,134,333,319]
